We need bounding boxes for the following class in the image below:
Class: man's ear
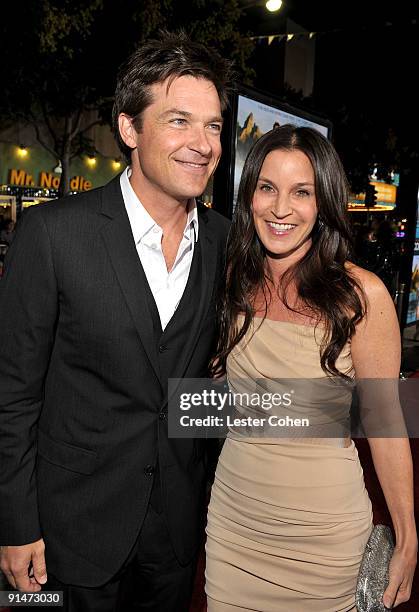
[118,114,138,150]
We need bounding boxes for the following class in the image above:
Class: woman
[205,125,417,611]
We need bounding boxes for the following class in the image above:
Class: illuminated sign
[349,180,397,211]
[8,169,92,191]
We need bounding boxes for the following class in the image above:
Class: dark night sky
[241,0,418,106]
[240,2,417,98]
[241,1,417,36]
[239,1,418,188]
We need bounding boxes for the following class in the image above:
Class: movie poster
[233,94,329,209]
[406,194,419,325]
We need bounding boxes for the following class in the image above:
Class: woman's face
[252,148,318,262]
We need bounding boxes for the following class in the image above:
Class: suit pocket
[37,429,97,475]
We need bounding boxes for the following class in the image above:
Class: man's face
[124,75,223,205]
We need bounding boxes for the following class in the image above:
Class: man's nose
[188,126,212,156]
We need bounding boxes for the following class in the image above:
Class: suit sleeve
[0,208,58,545]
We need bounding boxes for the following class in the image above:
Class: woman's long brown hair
[210,125,366,380]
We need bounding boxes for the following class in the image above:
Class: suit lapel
[98,176,162,387]
[165,209,217,404]
[98,180,219,399]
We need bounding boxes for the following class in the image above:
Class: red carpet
[2,437,418,612]
[2,428,418,612]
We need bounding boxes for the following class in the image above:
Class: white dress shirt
[120,168,199,330]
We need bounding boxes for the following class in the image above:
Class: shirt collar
[120,167,156,244]
[185,199,199,242]
[120,167,199,244]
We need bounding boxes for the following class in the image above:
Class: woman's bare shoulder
[344,262,390,300]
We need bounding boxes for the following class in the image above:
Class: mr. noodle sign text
[8,169,92,191]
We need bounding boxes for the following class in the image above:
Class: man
[0,32,232,611]
[0,219,15,246]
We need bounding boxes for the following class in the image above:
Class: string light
[250,19,417,43]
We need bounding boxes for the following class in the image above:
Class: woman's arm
[350,265,417,609]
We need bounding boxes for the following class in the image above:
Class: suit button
[144,465,155,476]
[158,344,167,353]
[159,412,167,420]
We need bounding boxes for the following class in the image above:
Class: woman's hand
[382,541,417,608]
[349,269,418,609]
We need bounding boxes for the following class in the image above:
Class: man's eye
[207,123,222,132]
[171,118,187,125]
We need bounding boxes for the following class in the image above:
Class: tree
[1,1,110,196]
[0,0,254,196]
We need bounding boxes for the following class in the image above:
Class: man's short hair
[112,30,234,163]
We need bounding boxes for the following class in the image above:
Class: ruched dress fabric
[205,318,373,611]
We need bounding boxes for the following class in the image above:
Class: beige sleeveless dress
[205,318,373,611]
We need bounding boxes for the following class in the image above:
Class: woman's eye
[260,184,274,192]
[295,189,311,197]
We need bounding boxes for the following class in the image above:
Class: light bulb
[17,145,28,158]
[266,0,282,12]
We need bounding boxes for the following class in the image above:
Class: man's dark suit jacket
[0,175,230,587]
